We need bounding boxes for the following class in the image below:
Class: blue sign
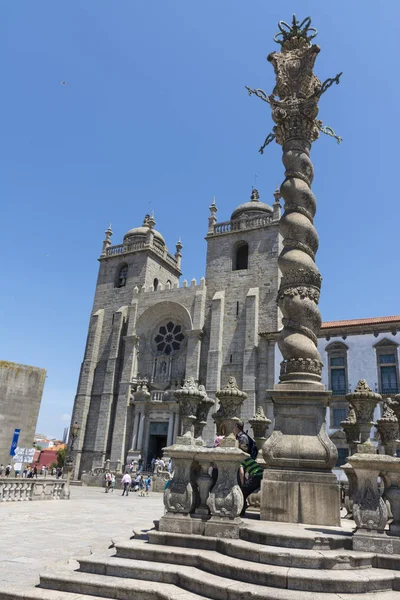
[9,429,20,457]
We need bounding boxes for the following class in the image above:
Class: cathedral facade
[70,190,282,477]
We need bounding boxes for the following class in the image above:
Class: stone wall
[0,361,46,467]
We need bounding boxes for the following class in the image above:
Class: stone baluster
[249,406,271,461]
[376,398,400,456]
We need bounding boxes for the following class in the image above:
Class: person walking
[33,465,38,479]
[0,464,4,477]
[105,471,112,493]
[121,472,131,496]
[110,473,115,492]
[238,456,263,516]
[5,464,12,477]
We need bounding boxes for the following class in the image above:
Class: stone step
[239,522,353,550]
[39,569,208,600]
[148,530,374,570]
[1,586,106,600]
[78,552,397,595]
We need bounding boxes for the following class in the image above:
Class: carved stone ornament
[341,403,360,450]
[376,398,399,455]
[174,377,207,440]
[249,406,271,440]
[214,377,248,437]
[346,380,381,445]
[163,456,194,514]
[348,454,390,533]
[246,15,341,387]
[133,379,151,402]
[194,391,215,441]
[206,459,244,518]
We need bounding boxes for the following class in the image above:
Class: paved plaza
[0,486,164,587]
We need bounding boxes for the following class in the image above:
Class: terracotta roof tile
[321,316,400,329]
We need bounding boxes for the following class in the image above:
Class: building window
[153,278,159,291]
[379,352,398,394]
[332,407,347,429]
[326,342,348,396]
[116,264,128,288]
[374,340,399,395]
[234,243,248,271]
[154,322,185,356]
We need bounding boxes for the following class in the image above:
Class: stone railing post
[341,463,356,519]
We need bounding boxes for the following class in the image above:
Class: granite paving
[0,486,163,587]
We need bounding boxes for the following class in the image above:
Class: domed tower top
[230,188,273,221]
[124,213,166,245]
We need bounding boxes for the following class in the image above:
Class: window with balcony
[377,348,399,394]
[326,342,348,396]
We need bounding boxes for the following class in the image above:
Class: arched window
[234,243,248,271]
[116,264,128,288]
[153,278,159,291]
[166,279,172,287]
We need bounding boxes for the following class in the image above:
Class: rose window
[154,322,184,356]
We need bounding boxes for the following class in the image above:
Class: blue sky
[1,1,398,438]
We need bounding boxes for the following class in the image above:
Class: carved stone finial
[273,15,318,48]
[213,378,248,438]
[174,377,207,442]
[249,406,271,452]
[346,380,382,449]
[376,398,399,455]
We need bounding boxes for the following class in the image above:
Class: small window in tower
[234,243,248,271]
[236,301,239,316]
[117,264,128,288]
[153,278,159,290]
[166,279,172,287]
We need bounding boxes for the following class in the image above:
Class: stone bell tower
[202,188,281,426]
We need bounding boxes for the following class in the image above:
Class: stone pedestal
[261,387,340,526]
[348,452,390,552]
[261,469,339,526]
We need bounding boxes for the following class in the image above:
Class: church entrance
[147,422,168,469]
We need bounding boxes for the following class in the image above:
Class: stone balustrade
[211,215,273,236]
[0,478,66,501]
[105,241,179,270]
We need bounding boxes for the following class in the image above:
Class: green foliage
[56,447,66,468]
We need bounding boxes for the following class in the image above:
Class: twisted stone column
[247,16,341,526]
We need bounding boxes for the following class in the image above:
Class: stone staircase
[3,521,400,600]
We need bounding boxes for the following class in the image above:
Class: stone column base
[158,512,242,538]
[353,530,394,554]
[159,512,194,535]
[260,469,340,526]
[204,516,242,539]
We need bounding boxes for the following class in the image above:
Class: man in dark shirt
[234,421,250,453]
